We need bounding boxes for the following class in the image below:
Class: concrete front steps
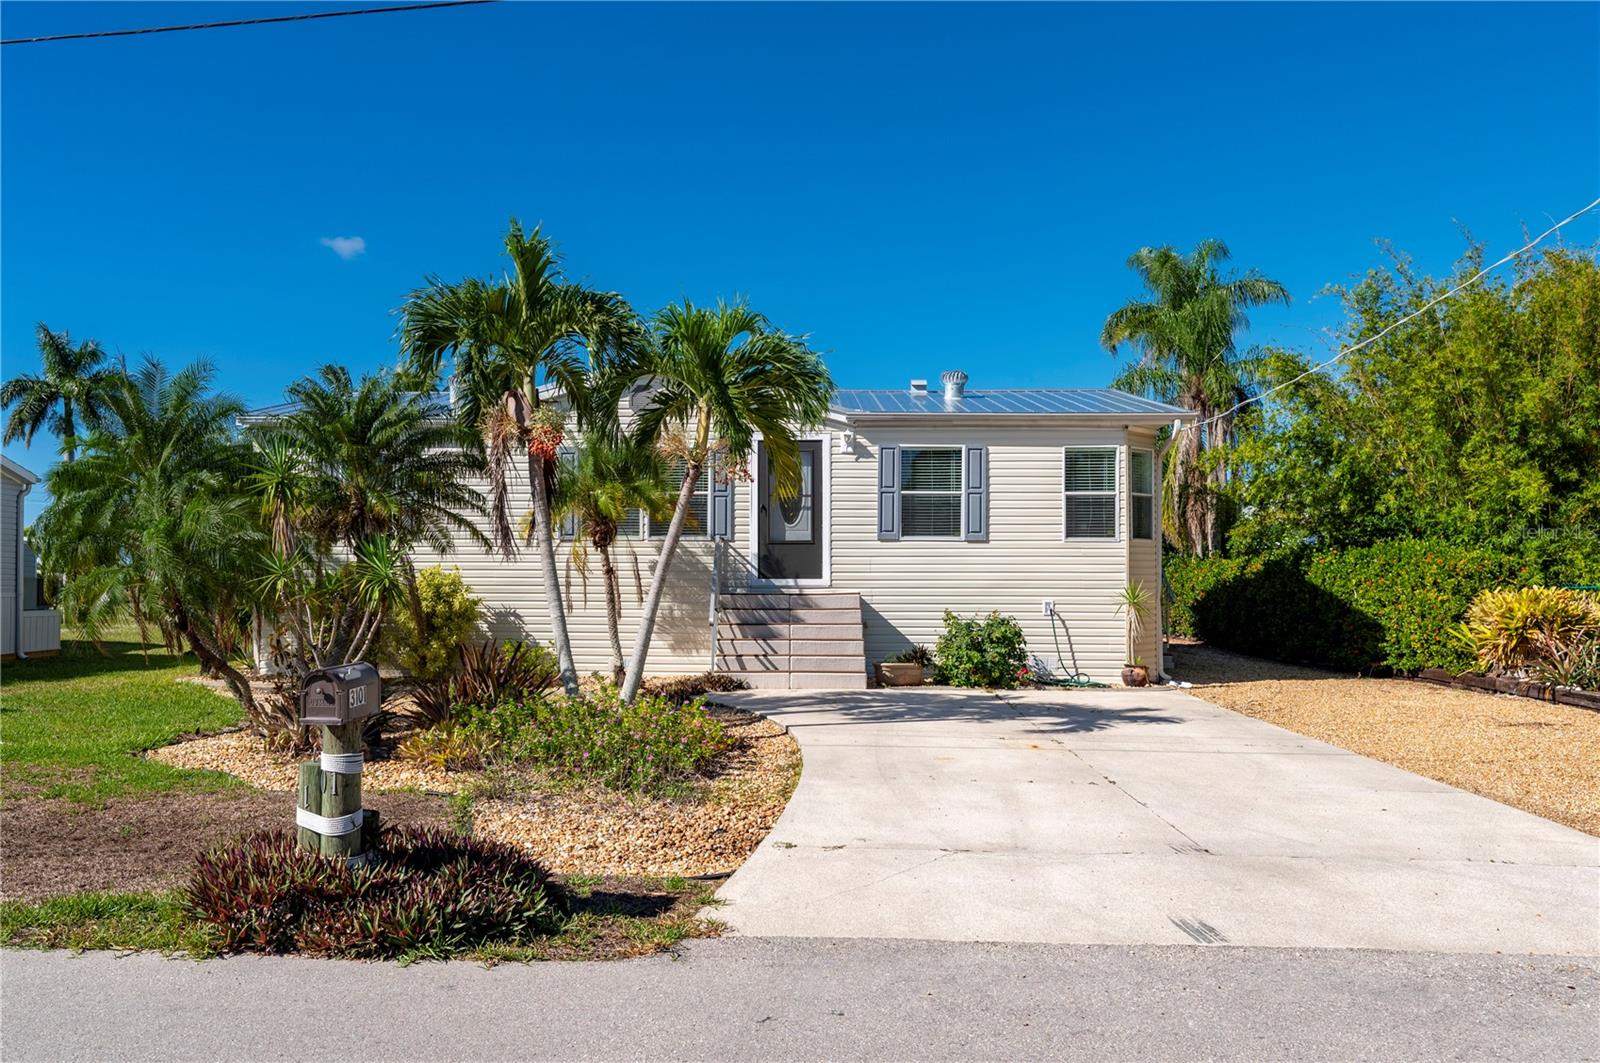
[715,591,868,689]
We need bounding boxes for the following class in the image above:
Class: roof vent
[909,379,929,395]
[941,370,968,403]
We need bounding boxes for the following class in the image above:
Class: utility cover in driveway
[711,688,1600,953]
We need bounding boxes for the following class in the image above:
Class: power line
[1,0,497,46]
[1180,193,1600,439]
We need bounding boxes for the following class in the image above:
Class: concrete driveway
[712,687,1600,954]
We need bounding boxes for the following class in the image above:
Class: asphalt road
[4,939,1596,1061]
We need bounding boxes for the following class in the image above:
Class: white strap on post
[295,807,365,836]
[319,751,365,775]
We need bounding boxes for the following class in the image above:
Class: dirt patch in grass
[0,790,452,902]
[144,706,801,878]
[1170,640,1600,836]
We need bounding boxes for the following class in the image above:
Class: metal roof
[829,388,1192,418]
[243,384,1191,423]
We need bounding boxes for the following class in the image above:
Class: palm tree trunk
[597,542,625,686]
[525,378,580,696]
[1172,401,1208,556]
[620,458,704,703]
[61,402,77,462]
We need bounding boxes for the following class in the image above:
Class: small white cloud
[320,235,366,260]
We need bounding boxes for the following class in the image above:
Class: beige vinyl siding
[829,426,1131,683]
[407,418,716,677]
[406,412,1162,685]
[1126,428,1164,672]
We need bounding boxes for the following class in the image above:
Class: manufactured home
[351,371,1192,689]
[1,456,62,662]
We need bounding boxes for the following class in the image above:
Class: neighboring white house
[247,371,1192,687]
[1,456,62,662]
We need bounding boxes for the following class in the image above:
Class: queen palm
[398,220,640,695]
[1100,240,1289,555]
[1,323,121,461]
[552,434,674,684]
[619,300,833,702]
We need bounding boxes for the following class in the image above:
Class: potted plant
[1117,581,1152,687]
[878,645,933,687]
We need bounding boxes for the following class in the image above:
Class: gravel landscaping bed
[146,706,801,877]
[1169,640,1600,836]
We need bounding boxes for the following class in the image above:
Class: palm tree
[1100,240,1289,555]
[398,220,640,695]
[619,300,833,702]
[552,434,674,684]
[1,323,121,461]
[248,365,490,653]
[34,358,263,711]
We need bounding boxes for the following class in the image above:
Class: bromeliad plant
[187,827,566,960]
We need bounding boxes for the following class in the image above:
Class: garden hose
[1037,612,1110,688]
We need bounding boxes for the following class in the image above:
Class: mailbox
[298,663,381,727]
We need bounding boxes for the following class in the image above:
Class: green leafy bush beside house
[1167,540,1537,672]
[934,611,1030,689]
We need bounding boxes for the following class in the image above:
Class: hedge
[1166,540,1538,673]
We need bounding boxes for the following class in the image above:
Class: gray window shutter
[878,444,900,541]
[710,471,733,540]
[964,446,988,542]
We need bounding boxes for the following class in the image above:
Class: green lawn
[0,635,245,803]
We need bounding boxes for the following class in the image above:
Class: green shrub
[1180,539,1536,672]
[1164,554,1244,638]
[510,688,735,793]
[934,610,1030,689]
[187,827,565,960]
[384,567,482,681]
[399,688,735,795]
[886,644,933,667]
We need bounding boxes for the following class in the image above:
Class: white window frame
[1131,447,1155,541]
[1061,445,1120,542]
[899,445,965,541]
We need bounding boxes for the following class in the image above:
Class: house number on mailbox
[349,687,367,710]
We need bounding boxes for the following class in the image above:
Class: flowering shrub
[934,610,1030,689]
[187,828,565,960]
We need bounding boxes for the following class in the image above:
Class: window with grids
[900,447,963,539]
[1131,449,1154,540]
[648,462,708,538]
[1063,447,1117,539]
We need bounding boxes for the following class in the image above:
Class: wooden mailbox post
[295,663,382,860]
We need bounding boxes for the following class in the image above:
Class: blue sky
[3,1,1597,519]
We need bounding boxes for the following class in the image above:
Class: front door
[757,439,823,580]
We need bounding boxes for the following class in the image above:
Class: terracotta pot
[878,662,927,687]
[1121,665,1150,688]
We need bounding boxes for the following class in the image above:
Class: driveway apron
[711,687,1600,953]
